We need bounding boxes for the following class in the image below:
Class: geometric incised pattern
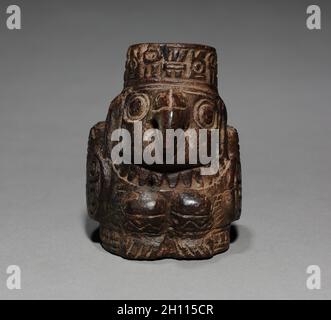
[86,43,242,260]
[124,43,218,89]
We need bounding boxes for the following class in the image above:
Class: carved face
[86,43,241,260]
[122,87,221,130]
[109,85,226,172]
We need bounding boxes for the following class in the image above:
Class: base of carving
[99,225,230,260]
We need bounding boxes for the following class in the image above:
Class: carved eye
[143,48,161,63]
[154,92,169,110]
[144,48,161,62]
[192,60,205,74]
[124,93,150,121]
[194,99,216,128]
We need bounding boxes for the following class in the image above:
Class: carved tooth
[193,170,204,187]
[153,174,162,187]
[146,174,161,187]
[119,165,129,177]
[160,174,168,188]
[181,170,192,187]
[166,172,179,188]
[127,166,136,182]
[138,168,149,186]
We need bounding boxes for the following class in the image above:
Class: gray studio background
[0,0,330,299]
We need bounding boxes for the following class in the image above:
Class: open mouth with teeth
[112,161,225,190]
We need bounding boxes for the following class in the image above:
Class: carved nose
[152,109,188,131]
[152,89,188,131]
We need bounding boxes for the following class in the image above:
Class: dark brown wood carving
[86,43,242,260]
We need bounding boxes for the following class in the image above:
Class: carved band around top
[124,43,218,89]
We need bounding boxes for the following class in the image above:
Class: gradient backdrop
[0,0,330,299]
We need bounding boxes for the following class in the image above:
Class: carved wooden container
[86,43,242,260]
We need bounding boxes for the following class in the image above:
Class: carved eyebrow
[151,106,185,112]
[182,89,215,97]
